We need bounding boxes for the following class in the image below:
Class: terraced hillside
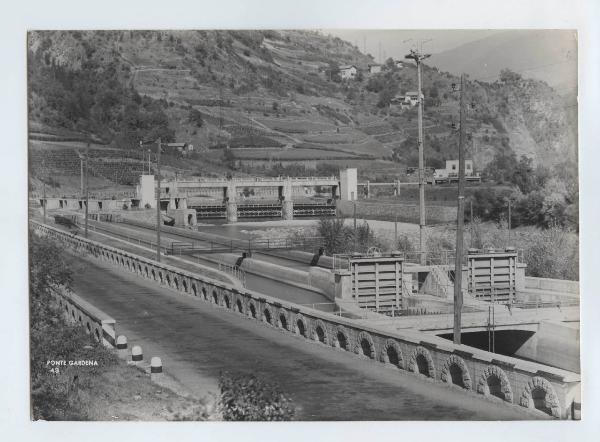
[28,30,577,186]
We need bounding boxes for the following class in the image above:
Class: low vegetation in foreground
[29,232,208,420]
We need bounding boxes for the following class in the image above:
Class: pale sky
[323,29,502,63]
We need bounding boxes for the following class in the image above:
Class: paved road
[70,256,542,421]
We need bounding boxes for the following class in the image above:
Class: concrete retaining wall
[32,220,580,419]
[525,277,579,296]
[51,287,116,348]
[337,200,457,224]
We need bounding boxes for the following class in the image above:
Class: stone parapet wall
[31,220,580,419]
[50,287,116,348]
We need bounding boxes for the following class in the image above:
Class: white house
[339,65,358,80]
[434,160,475,180]
[368,64,382,74]
[404,91,424,106]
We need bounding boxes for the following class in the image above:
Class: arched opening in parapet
[315,326,326,343]
[531,387,553,416]
[336,332,348,350]
[416,354,430,376]
[449,364,466,387]
[360,338,374,359]
[159,272,164,284]
[279,314,288,330]
[487,374,505,400]
[236,299,243,313]
[120,257,125,266]
[138,264,142,274]
[145,266,149,278]
[223,295,231,309]
[263,308,272,325]
[152,269,156,281]
[173,278,179,290]
[166,274,171,287]
[95,329,100,342]
[182,280,187,292]
[86,322,91,334]
[202,287,207,300]
[387,346,400,367]
[296,319,306,337]
[212,290,219,304]
[78,315,82,323]
[71,310,75,319]
[249,303,257,319]
[187,214,193,225]
[192,284,198,297]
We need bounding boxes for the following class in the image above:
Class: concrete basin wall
[31,220,580,419]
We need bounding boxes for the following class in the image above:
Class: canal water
[72,258,535,421]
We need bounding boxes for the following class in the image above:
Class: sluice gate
[192,202,336,219]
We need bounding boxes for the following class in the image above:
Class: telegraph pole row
[405,48,430,265]
[84,143,89,238]
[453,74,467,345]
[156,138,162,262]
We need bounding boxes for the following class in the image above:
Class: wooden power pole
[156,138,162,262]
[453,74,467,345]
[405,48,431,264]
[84,143,90,238]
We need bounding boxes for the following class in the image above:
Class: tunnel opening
[249,304,257,319]
[449,364,465,387]
[360,339,374,358]
[532,387,553,416]
[438,329,536,357]
[387,347,400,367]
[315,326,326,343]
[236,299,243,313]
[337,332,348,350]
[416,354,430,376]
[297,320,306,337]
[279,314,288,330]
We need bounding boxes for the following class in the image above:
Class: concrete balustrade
[32,220,580,419]
[53,287,116,348]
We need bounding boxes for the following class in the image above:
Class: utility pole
[80,154,84,196]
[405,48,431,264]
[453,74,467,345]
[84,143,90,238]
[42,157,46,224]
[508,199,512,244]
[156,138,162,262]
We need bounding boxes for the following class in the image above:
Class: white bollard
[150,356,163,381]
[131,345,143,364]
[116,335,128,359]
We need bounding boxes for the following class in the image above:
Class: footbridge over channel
[136,175,346,222]
[31,220,580,419]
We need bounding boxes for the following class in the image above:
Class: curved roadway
[70,255,542,421]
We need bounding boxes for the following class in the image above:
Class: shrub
[395,234,415,253]
[218,372,295,421]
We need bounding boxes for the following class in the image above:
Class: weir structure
[31,219,581,419]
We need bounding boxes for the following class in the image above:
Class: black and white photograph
[2,0,600,439]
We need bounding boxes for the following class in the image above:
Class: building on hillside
[395,60,404,69]
[368,64,382,74]
[339,65,358,80]
[432,160,481,184]
[404,91,424,107]
[164,142,195,155]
